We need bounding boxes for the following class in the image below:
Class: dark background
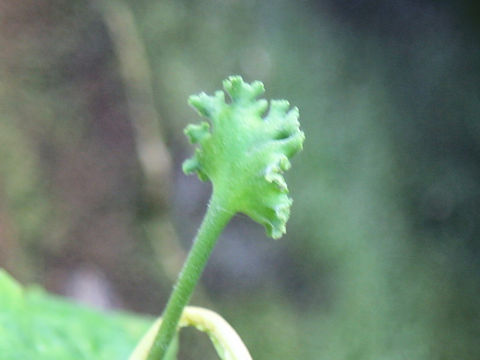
[1,0,479,358]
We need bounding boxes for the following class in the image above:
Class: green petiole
[146,195,232,359]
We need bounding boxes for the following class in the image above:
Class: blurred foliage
[0,0,479,359]
[0,269,149,359]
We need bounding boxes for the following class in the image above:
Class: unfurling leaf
[183,76,304,238]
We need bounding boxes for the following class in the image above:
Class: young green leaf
[145,76,304,359]
[183,75,304,238]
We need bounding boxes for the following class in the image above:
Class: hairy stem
[146,194,233,360]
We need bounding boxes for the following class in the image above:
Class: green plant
[0,75,303,360]
[140,75,304,359]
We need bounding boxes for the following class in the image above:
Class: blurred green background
[1,0,479,359]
